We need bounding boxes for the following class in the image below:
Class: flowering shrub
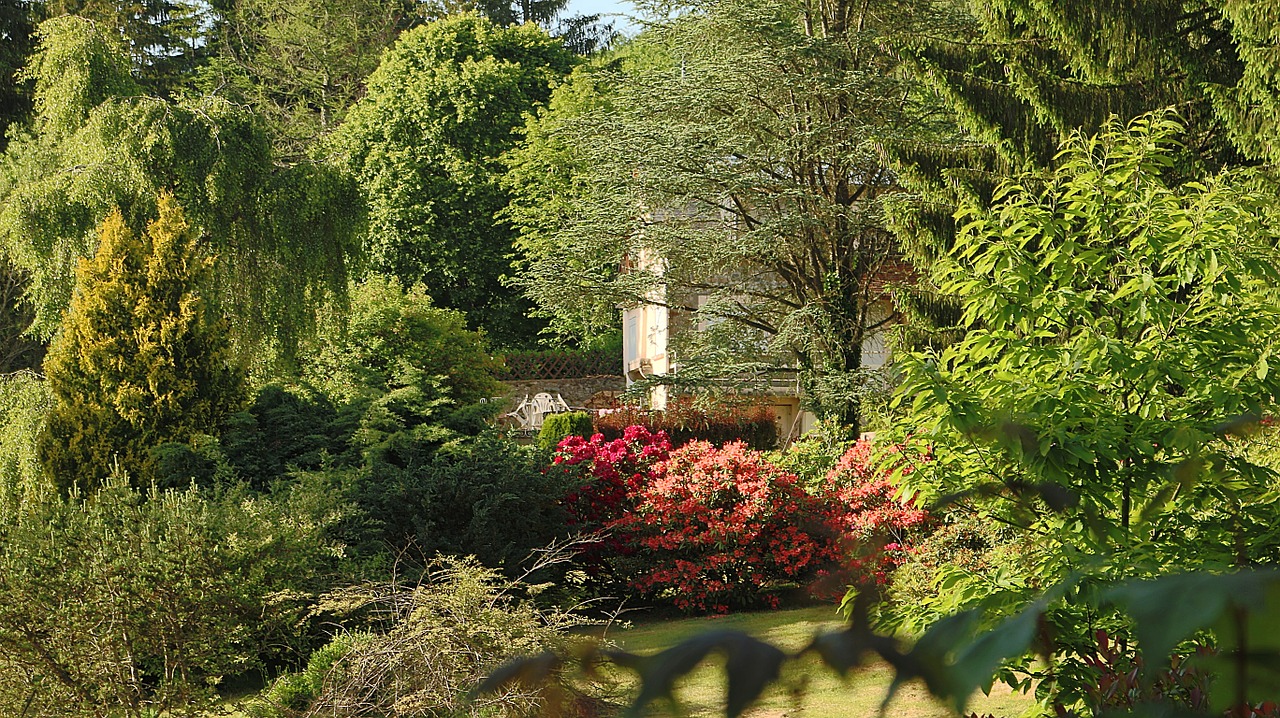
[816,441,932,589]
[616,440,831,613]
[594,399,776,450]
[552,426,671,568]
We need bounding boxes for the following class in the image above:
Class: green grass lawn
[593,605,1033,718]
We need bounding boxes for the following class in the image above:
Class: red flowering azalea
[614,441,830,613]
[554,426,671,568]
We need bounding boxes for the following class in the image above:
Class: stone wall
[498,375,627,416]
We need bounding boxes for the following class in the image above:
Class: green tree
[1208,2,1280,166]
[881,0,1249,349]
[506,0,956,432]
[334,13,576,348]
[300,275,505,406]
[39,195,246,493]
[44,0,216,94]
[889,114,1280,710]
[0,15,364,358]
[202,0,431,159]
[0,0,40,148]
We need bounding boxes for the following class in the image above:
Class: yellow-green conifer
[39,194,246,492]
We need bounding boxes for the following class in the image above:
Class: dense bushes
[538,410,594,451]
[818,442,932,587]
[353,432,575,572]
[593,399,777,450]
[0,478,333,717]
[621,441,834,613]
[554,426,672,576]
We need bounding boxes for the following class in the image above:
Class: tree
[299,275,505,406]
[881,0,1249,349]
[39,195,246,493]
[44,0,216,95]
[0,0,40,149]
[334,13,576,349]
[202,0,432,159]
[0,16,364,359]
[889,115,1280,710]
[1207,2,1280,167]
[506,0,956,433]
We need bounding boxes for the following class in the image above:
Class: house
[621,254,908,443]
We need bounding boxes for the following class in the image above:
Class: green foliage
[39,196,247,493]
[0,369,52,520]
[0,15,364,356]
[507,0,953,430]
[256,557,585,718]
[334,13,576,348]
[202,0,427,158]
[768,420,855,492]
[0,0,40,148]
[882,0,1247,352]
[353,431,573,572]
[886,113,1280,709]
[538,410,594,451]
[43,0,215,94]
[486,566,1280,716]
[1209,2,1280,166]
[880,513,1032,635]
[0,477,334,717]
[301,275,505,406]
[18,14,140,137]
[250,632,373,717]
[220,383,347,490]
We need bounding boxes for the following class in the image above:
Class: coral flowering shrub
[819,441,932,585]
[615,440,832,613]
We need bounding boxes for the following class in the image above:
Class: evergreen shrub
[0,478,332,716]
[38,196,245,493]
[354,431,574,573]
[538,411,594,451]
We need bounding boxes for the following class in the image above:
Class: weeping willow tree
[506,0,963,432]
[0,16,364,363]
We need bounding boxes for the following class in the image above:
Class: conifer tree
[880,1,1250,350]
[39,195,246,493]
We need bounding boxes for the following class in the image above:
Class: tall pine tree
[882,0,1247,348]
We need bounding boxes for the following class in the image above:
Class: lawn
[594,605,1034,718]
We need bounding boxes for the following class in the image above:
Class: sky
[564,0,640,36]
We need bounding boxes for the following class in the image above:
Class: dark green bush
[221,384,346,490]
[352,431,575,573]
[538,411,595,451]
